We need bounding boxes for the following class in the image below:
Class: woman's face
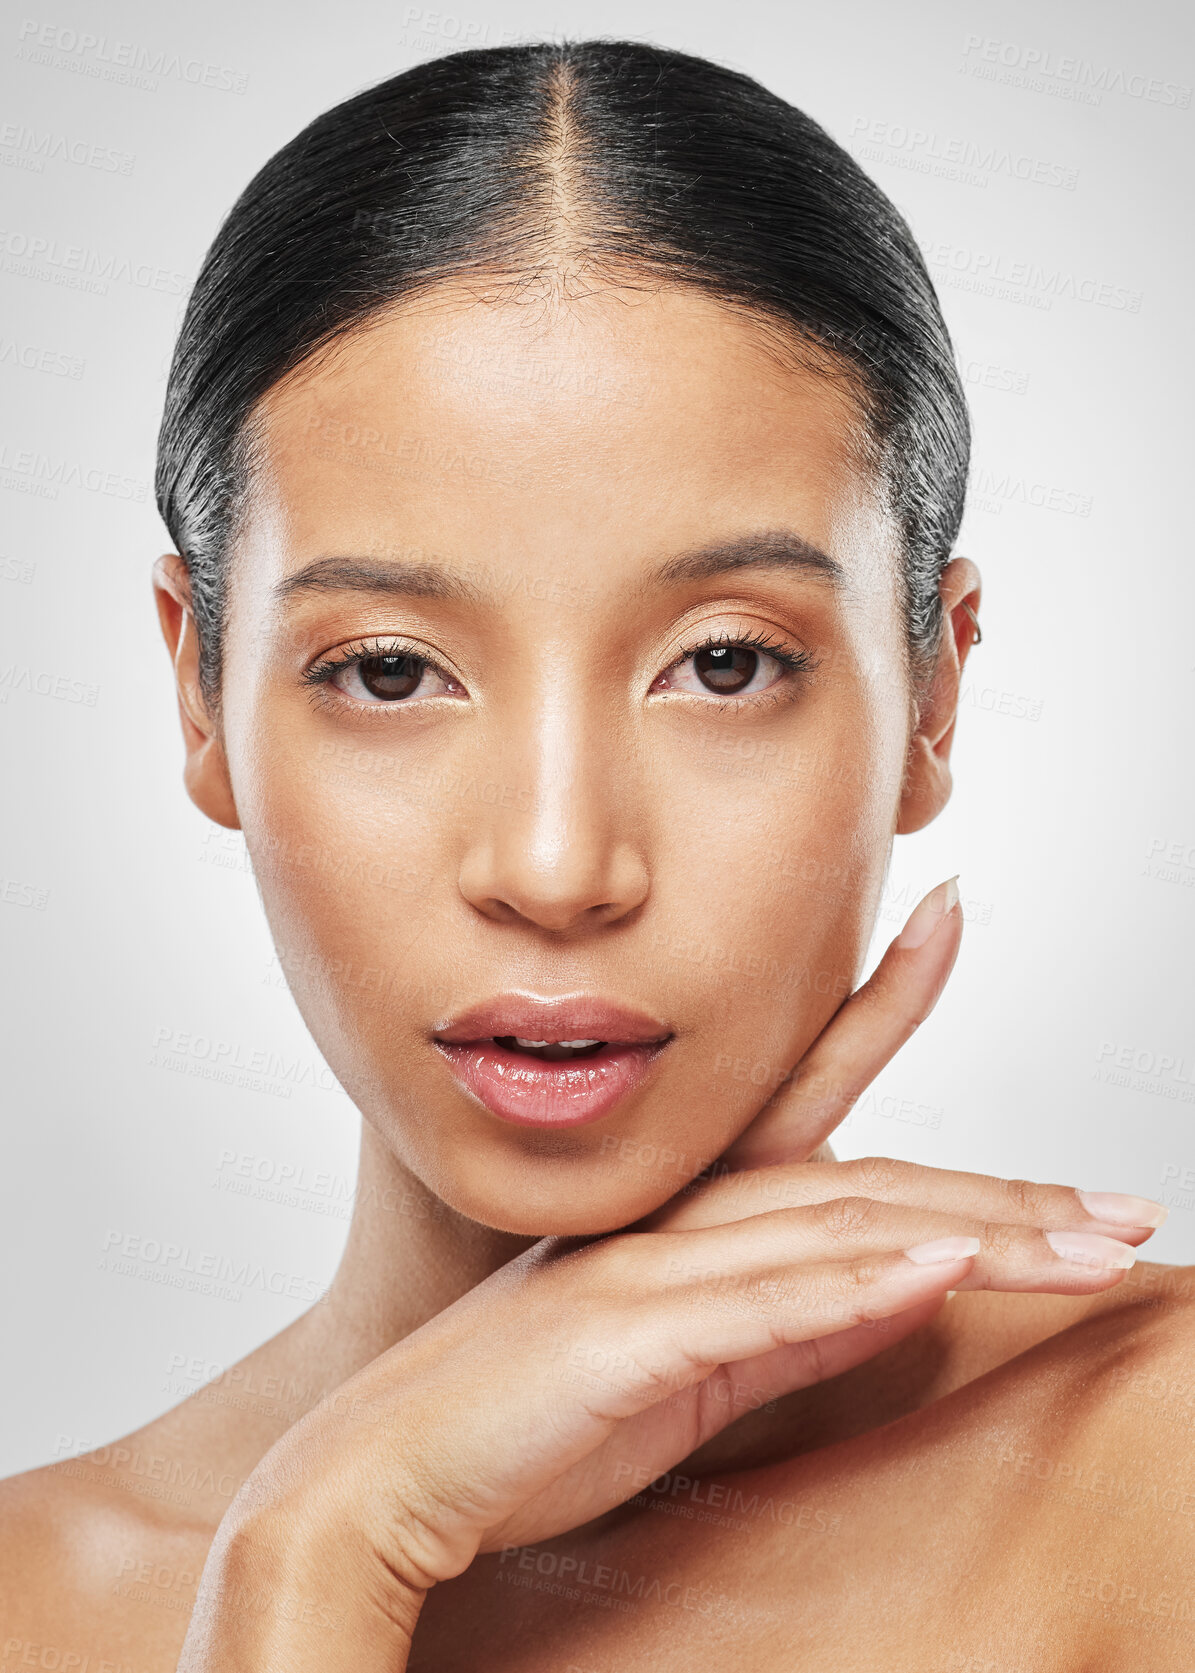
[189,282,938,1235]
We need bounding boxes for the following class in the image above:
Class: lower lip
[434,1039,669,1128]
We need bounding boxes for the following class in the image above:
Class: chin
[413,1138,709,1239]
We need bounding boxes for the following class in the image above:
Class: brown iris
[693,645,758,693]
[358,654,425,700]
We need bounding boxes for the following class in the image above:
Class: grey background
[1,0,1192,1476]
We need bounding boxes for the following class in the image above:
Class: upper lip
[432,993,673,1046]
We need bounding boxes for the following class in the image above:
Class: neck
[318,1122,539,1359]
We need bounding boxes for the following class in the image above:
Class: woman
[2,38,1188,1670]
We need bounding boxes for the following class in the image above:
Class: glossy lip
[432,993,673,1047]
[432,994,674,1128]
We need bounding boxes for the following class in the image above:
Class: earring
[961,600,982,645]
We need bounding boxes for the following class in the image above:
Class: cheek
[655,721,896,986]
[638,733,896,1143]
[227,730,450,1088]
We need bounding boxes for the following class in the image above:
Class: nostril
[457,832,650,934]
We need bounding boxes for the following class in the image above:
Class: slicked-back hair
[156,39,970,705]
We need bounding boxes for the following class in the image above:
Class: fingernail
[1045,1231,1136,1270]
[904,1235,980,1265]
[1076,1191,1168,1229]
[895,877,961,951]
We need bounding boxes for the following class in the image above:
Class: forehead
[241,282,896,596]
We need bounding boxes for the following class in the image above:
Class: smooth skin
[1,280,1189,1671]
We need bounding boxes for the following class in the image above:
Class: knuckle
[826,1259,882,1325]
[1001,1176,1045,1220]
[815,1194,882,1243]
[980,1220,1020,1262]
[841,1257,876,1295]
[740,1267,794,1313]
[870,973,928,1032]
[770,1265,827,1318]
[581,1230,660,1300]
[845,1155,910,1198]
[1045,1183,1086,1221]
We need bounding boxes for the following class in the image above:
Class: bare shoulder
[0,1448,210,1665]
[970,1258,1195,1459]
[1071,1256,1195,1405]
[1068,1258,1195,1475]
[1013,1261,1195,1663]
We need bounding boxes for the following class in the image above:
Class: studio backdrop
[1,0,1192,1476]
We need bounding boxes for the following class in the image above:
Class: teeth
[512,1037,602,1050]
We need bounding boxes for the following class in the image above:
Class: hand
[178,880,1163,1668]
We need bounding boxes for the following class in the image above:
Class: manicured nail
[1076,1191,1168,1229]
[904,1235,980,1265]
[1045,1231,1136,1270]
[895,877,961,950]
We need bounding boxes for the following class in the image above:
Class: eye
[338,653,450,704]
[305,641,463,705]
[655,632,812,699]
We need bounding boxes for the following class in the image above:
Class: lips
[432,995,673,1128]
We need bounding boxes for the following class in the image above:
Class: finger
[720,877,963,1172]
[648,1153,1168,1243]
[658,1199,1138,1298]
[488,1296,951,1551]
[598,1244,977,1422]
[717,1294,948,1411]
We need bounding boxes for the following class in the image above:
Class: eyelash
[657,628,818,710]
[304,637,431,689]
[303,629,818,711]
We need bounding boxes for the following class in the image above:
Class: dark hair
[156,38,969,705]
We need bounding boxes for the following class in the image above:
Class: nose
[456,694,650,935]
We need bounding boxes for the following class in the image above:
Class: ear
[152,554,240,831]
[896,556,981,835]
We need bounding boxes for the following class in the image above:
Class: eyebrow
[649,531,845,590]
[271,530,845,610]
[272,557,486,609]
